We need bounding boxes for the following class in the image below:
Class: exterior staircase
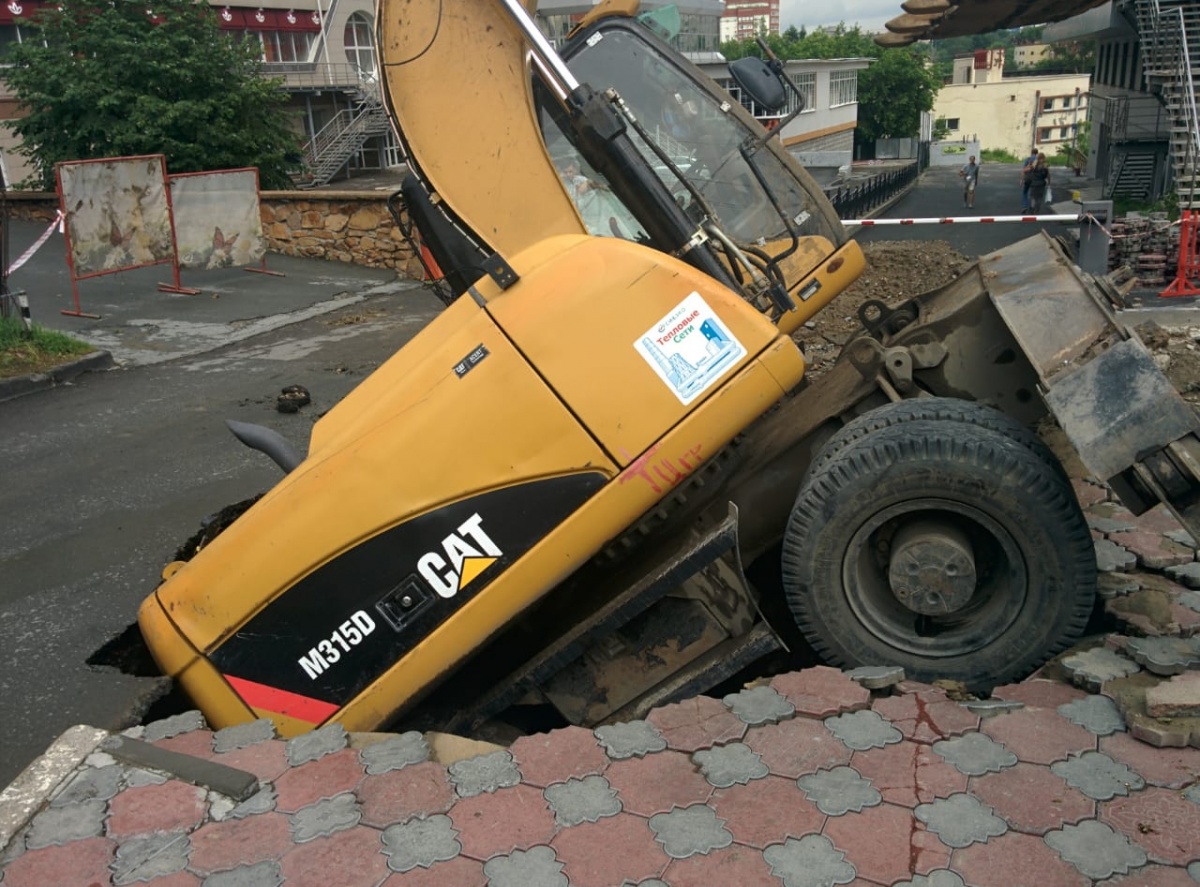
[1132,0,1200,208]
[297,77,393,188]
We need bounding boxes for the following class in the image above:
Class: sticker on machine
[634,292,745,405]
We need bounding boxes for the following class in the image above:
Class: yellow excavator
[138,0,1200,740]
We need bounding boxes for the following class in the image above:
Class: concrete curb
[0,350,116,404]
[0,725,109,856]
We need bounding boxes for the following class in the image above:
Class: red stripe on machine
[224,674,339,724]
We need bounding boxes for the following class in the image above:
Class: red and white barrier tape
[843,213,1080,226]
[7,210,64,275]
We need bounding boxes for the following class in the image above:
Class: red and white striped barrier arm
[7,210,65,275]
[843,213,1081,226]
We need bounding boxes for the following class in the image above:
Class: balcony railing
[261,62,378,92]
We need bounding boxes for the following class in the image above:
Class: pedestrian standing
[1028,154,1052,213]
[1021,148,1039,212]
[960,155,979,209]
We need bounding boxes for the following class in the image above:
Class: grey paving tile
[25,799,106,849]
[50,765,123,807]
[1095,538,1136,572]
[1057,695,1126,736]
[110,831,191,885]
[1044,820,1148,879]
[823,709,902,751]
[202,860,284,887]
[381,813,462,873]
[931,733,1017,776]
[796,766,881,816]
[1097,573,1140,600]
[846,665,905,689]
[1186,783,1200,806]
[448,750,521,798]
[1088,516,1137,534]
[543,775,621,827]
[141,711,206,743]
[594,720,667,760]
[1060,647,1141,692]
[483,845,568,887]
[692,742,768,788]
[762,835,856,887]
[962,699,1023,718]
[285,723,348,766]
[213,718,276,753]
[914,794,1007,848]
[722,686,795,725]
[648,804,733,859]
[228,785,278,820]
[624,881,668,887]
[1125,636,1200,675]
[123,767,168,787]
[1166,562,1200,589]
[1166,528,1197,548]
[1179,590,1200,612]
[289,792,362,843]
[1050,751,1145,800]
[1189,860,1200,881]
[360,731,430,775]
[892,873,966,887]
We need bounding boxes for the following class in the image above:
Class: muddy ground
[795,239,1200,405]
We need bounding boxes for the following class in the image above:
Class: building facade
[534,0,724,54]
[719,0,780,43]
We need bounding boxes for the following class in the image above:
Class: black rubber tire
[808,397,1064,482]
[781,418,1095,690]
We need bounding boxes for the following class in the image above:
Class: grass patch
[0,314,94,380]
[980,148,1021,164]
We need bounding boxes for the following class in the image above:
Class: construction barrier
[1162,210,1200,298]
[6,211,63,276]
[842,214,1081,226]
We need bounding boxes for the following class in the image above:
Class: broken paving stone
[1166,528,1197,548]
[1060,646,1141,692]
[1180,591,1200,613]
[1087,516,1137,534]
[1094,539,1137,573]
[1166,562,1200,589]
[1106,589,1182,637]
[845,666,905,689]
[1105,672,1200,748]
[1144,671,1200,718]
[1097,573,1141,600]
[1108,529,1195,569]
[961,699,1024,719]
[1125,636,1200,676]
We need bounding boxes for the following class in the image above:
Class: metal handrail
[1145,0,1200,206]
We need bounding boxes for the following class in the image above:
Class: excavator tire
[781,418,1095,691]
[807,397,1065,482]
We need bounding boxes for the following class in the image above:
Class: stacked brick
[1108,211,1181,288]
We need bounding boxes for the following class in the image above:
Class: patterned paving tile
[645,695,746,753]
[510,726,609,788]
[1099,731,1200,788]
[542,774,621,827]
[357,759,456,828]
[891,872,966,887]
[796,766,881,816]
[0,836,115,887]
[1060,646,1141,692]
[380,813,462,873]
[110,831,191,885]
[360,731,431,775]
[931,732,1017,776]
[744,716,854,779]
[277,826,389,887]
[823,710,903,751]
[24,798,106,849]
[213,719,276,753]
[913,793,1007,848]
[49,764,123,808]
[274,749,365,813]
[448,783,557,862]
[550,812,669,887]
[1101,786,1200,865]
[979,707,1097,765]
[871,691,979,743]
[604,749,713,816]
[447,751,522,798]
[377,854,486,886]
[722,686,795,726]
[1056,695,1126,736]
[142,711,206,743]
[647,804,733,859]
[770,666,870,718]
[990,679,1088,710]
[482,845,568,887]
[662,844,779,886]
[708,775,824,849]
[285,723,348,767]
[762,835,856,887]
[107,779,208,839]
[289,792,362,843]
[850,740,968,808]
[1044,819,1148,880]
[1050,751,1145,801]
[203,860,283,887]
[950,829,1089,887]
[593,721,667,760]
[216,740,290,783]
[188,812,294,874]
[824,802,951,883]
[969,762,1095,835]
[691,742,768,788]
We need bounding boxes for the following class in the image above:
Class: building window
[344,12,376,78]
[829,70,857,108]
[1060,127,1069,139]
[789,72,815,113]
[1062,96,1072,109]
[945,118,960,130]
[1041,98,1054,112]
[1039,127,1053,141]
[259,30,315,64]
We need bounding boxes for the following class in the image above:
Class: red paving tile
[213,739,290,782]
[604,749,713,816]
[1100,864,1200,886]
[871,693,979,744]
[0,836,115,887]
[1101,786,1200,865]
[509,726,609,787]
[850,740,968,808]
[378,855,487,887]
[823,802,951,884]
[662,844,778,886]
[770,666,870,717]
[991,679,1088,709]
[357,760,456,828]
[951,830,1089,887]
[1072,479,1109,507]
[969,762,1095,835]
[105,779,207,838]
[645,695,746,752]
[138,873,201,887]
[1109,529,1194,568]
[449,783,558,861]
[551,812,669,887]
[980,707,1097,765]
[1099,731,1200,788]
[187,812,294,874]
[709,775,824,848]
[273,748,365,813]
[277,825,389,887]
[152,730,215,759]
[743,716,853,779]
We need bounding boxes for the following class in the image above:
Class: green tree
[5,0,300,189]
[855,48,941,142]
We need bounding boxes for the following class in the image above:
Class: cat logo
[417,513,502,599]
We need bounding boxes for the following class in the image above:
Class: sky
[779,0,902,34]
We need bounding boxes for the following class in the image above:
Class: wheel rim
[841,497,1028,658]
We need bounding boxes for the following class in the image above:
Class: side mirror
[729,57,789,113]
